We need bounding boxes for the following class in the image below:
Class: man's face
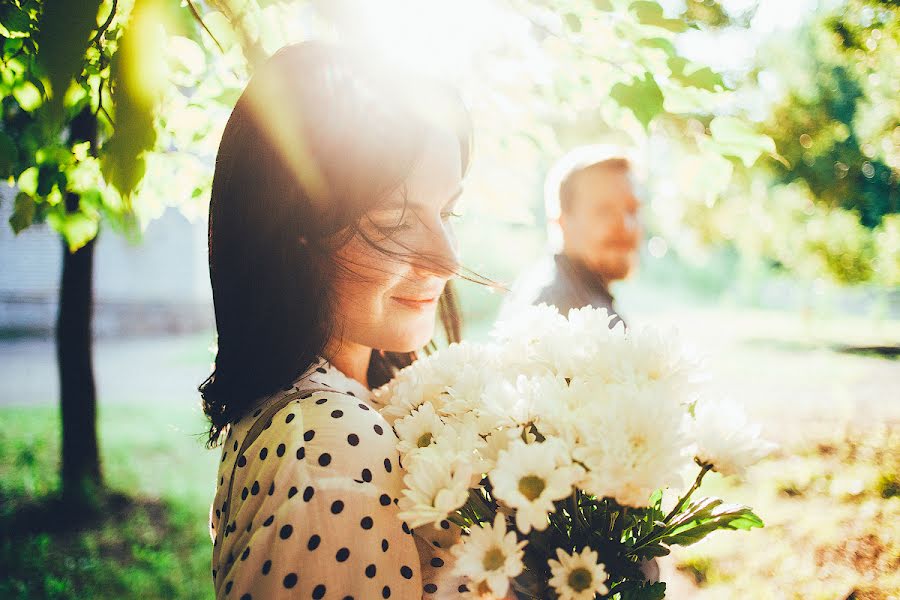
[559,166,641,282]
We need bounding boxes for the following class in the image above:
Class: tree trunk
[58,107,102,508]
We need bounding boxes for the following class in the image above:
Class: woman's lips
[391,296,439,309]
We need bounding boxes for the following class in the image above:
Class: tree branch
[187,0,226,55]
[90,0,118,46]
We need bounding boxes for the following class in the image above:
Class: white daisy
[394,401,444,458]
[548,546,609,600]
[489,438,583,533]
[450,513,526,598]
[691,397,777,476]
[397,446,473,528]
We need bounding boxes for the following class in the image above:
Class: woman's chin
[381,328,436,354]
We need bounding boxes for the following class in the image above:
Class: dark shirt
[505,253,625,327]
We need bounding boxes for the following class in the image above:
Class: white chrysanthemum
[547,546,609,600]
[394,402,446,457]
[566,305,620,336]
[450,513,526,598]
[489,438,583,533]
[691,398,777,476]
[398,446,473,527]
[620,325,700,392]
[377,342,499,423]
[572,380,689,507]
[490,303,567,345]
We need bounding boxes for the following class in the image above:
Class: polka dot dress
[210,358,469,599]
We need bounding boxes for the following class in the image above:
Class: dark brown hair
[200,42,472,446]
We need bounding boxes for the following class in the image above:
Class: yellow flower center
[416,432,433,448]
[568,567,593,592]
[482,546,505,571]
[518,475,546,500]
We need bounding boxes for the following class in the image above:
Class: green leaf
[700,116,777,167]
[564,13,582,32]
[610,72,664,130]
[35,0,103,125]
[100,0,164,197]
[638,37,676,56]
[637,544,671,557]
[9,191,35,233]
[12,80,42,111]
[47,207,99,251]
[668,56,726,91]
[618,581,667,600]
[593,0,614,11]
[0,4,31,38]
[661,500,763,547]
[17,165,38,195]
[630,1,688,32]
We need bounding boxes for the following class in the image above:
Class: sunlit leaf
[12,80,42,111]
[668,56,726,91]
[101,0,165,197]
[9,191,35,233]
[48,208,100,251]
[701,116,777,167]
[592,0,614,11]
[0,4,31,38]
[35,0,102,124]
[630,1,689,32]
[638,37,676,56]
[610,72,664,130]
[17,165,38,195]
[564,13,582,33]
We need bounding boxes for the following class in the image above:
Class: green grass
[0,402,218,600]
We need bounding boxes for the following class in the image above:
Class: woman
[202,42,473,598]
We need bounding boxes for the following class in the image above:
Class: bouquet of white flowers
[375,305,775,599]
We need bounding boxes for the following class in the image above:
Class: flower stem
[570,490,589,534]
[664,463,713,523]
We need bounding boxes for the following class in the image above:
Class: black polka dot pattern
[210,359,465,599]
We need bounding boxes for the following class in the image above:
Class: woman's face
[331,129,463,353]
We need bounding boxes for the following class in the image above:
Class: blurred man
[503,145,642,326]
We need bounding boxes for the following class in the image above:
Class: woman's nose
[413,224,460,279]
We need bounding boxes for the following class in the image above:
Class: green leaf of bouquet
[637,544,671,558]
[616,581,667,600]
[610,72,664,130]
[9,191,36,233]
[630,1,688,32]
[662,503,763,547]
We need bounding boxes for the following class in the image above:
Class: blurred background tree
[649,0,898,290]
[0,0,221,509]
